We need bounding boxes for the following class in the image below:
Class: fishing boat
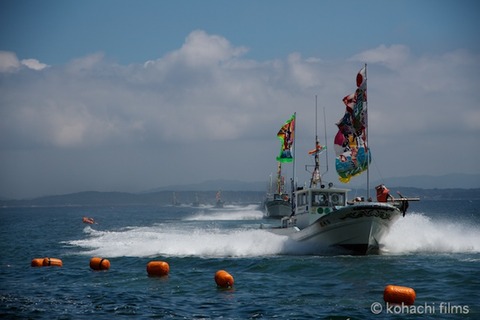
[192,193,201,207]
[172,192,180,206]
[82,216,95,224]
[214,190,225,208]
[268,65,417,255]
[264,116,296,218]
[264,190,291,218]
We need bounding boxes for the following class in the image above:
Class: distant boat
[264,163,291,218]
[82,216,95,224]
[172,192,180,206]
[214,190,224,208]
[267,66,418,255]
[264,115,295,218]
[192,193,201,207]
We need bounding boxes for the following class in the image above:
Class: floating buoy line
[30,257,418,304]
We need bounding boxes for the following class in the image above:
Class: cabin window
[330,193,344,206]
[297,193,307,206]
[312,192,328,206]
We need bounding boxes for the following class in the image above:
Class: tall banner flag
[334,66,371,183]
[276,114,295,163]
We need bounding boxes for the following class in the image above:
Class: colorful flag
[276,114,295,163]
[335,67,370,183]
[356,66,367,89]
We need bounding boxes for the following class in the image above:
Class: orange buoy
[31,258,45,267]
[89,257,110,271]
[146,261,170,277]
[214,270,234,288]
[42,257,63,267]
[384,285,416,305]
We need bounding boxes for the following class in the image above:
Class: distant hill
[0,190,266,207]
[144,179,267,192]
[1,187,479,207]
[150,174,480,192]
[1,174,479,207]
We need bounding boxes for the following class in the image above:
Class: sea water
[0,200,479,319]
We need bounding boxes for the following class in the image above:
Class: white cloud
[0,30,479,198]
[21,59,49,71]
[350,44,410,69]
[287,52,321,88]
[0,51,50,72]
[144,30,248,69]
[66,52,105,73]
[0,51,21,72]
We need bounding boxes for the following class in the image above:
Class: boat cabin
[295,188,348,228]
[296,187,348,208]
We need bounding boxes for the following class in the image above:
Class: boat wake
[185,204,263,221]
[383,212,480,254]
[69,224,287,258]
[67,211,479,258]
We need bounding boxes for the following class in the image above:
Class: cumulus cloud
[1,33,477,148]
[21,59,49,71]
[0,51,50,72]
[0,30,479,198]
[0,51,21,72]
[144,30,248,70]
[349,44,410,69]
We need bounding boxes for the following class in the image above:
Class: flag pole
[364,63,370,200]
[323,106,328,176]
[291,112,297,215]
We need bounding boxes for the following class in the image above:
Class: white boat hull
[269,203,402,255]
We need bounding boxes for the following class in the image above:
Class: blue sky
[1,0,479,198]
[3,0,478,64]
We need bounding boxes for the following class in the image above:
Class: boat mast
[276,162,282,194]
[310,96,321,188]
[323,106,329,176]
[364,63,370,200]
[290,112,297,215]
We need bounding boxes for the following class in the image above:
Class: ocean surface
[1,199,479,319]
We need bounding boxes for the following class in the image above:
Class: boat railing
[280,216,297,228]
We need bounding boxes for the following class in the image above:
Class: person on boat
[375,184,394,202]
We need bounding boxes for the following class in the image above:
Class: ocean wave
[67,224,286,258]
[383,212,480,254]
